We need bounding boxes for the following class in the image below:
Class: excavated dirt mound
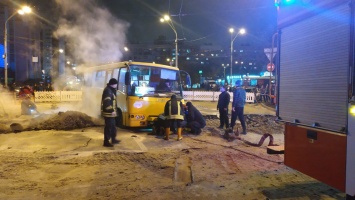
[29,111,103,131]
[31,111,102,130]
[206,114,284,134]
[1,111,282,135]
[245,114,284,134]
[0,124,9,133]
[31,113,282,133]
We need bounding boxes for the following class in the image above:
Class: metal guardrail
[34,91,83,102]
[28,90,255,103]
[183,91,255,103]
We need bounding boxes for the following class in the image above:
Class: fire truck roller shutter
[278,3,350,132]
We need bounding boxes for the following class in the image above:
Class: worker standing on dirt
[164,94,184,140]
[186,101,206,135]
[230,80,247,135]
[217,85,230,129]
[101,78,120,147]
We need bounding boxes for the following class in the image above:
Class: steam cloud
[54,0,129,64]
[52,0,130,117]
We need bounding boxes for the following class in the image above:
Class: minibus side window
[94,71,106,87]
[84,73,93,87]
[118,68,127,93]
[113,69,119,80]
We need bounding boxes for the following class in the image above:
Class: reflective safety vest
[101,87,117,118]
[165,100,184,120]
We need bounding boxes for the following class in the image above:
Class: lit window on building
[240,50,244,52]
[186,57,190,60]
[249,62,252,65]
[201,62,204,65]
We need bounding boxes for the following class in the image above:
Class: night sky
[98,0,277,47]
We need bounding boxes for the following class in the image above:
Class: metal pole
[224,67,226,79]
[161,16,178,68]
[3,12,17,88]
[168,21,178,68]
[175,36,178,68]
[269,32,278,102]
[230,32,242,86]
[230,34,233,86]
[4,23,8,88]
[168,19,179,68]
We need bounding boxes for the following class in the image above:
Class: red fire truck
[275,0,355,198]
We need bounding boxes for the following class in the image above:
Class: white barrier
[34,91,82,102]
[33,90,255,103]
[183,91,255,103]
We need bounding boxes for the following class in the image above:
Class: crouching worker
[21,95,37,115]
[186,102,206,135]
[164,95,184,140]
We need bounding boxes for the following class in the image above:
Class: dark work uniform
[230,86,247,134]
[164,95,184,140]
[101,85,118,146]
[186,102,206,134]
[164,97,184,128]
[217,90,230,129]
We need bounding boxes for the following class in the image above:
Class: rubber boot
[177,127,183,141]
[164,127,170,140]
[103,141,113,147]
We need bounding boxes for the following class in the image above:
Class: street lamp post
[3,6,31,88]
[229,28,246,86]
[160,15,178,68]
[269,32,278,103]
[222,63,229,81]
[223,64,226,79]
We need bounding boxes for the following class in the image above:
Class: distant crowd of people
[253,83,276,103]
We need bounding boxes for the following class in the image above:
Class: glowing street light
[3,6,32,88]
[160,15,178,68]
[229,27,246,86]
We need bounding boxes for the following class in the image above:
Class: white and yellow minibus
[80,61,189,128]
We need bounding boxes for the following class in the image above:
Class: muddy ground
[0,101,346,200]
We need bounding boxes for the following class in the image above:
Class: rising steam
[54,0,129,64]
[52,0,130,117]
